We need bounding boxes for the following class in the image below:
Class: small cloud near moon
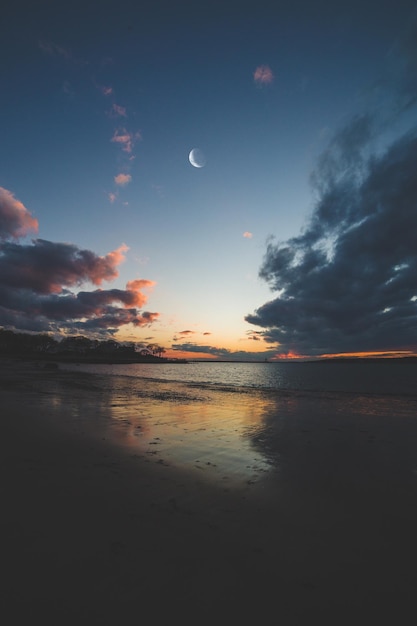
[254,65,274,86]
[189,148,206,168]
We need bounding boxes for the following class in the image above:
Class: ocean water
[55,359,417,487]
[61,359,417,397]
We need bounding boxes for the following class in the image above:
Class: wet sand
[1,359,417,623]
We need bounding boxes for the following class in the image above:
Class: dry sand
[1,358,417,624]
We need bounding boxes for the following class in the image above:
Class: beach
[2,359,417,624]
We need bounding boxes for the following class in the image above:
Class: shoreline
[2,359,417,622]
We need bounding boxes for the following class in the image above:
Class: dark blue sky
[1,0,417,358]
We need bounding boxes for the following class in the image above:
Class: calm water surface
[54,359,417,487]
[61,360,417,397]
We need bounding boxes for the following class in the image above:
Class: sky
[1,0,417,360]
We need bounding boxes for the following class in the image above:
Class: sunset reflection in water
[39,369,417,491]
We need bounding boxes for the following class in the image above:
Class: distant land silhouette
[0,328,187,364]
[1,328,416,364]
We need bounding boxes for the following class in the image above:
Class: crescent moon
[189,148,206,168]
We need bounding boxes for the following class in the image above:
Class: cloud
[0,188,39,240]
[243,231,253,239]
[125,279,156,307]
[0,239,128,294]
[0,187,159,336]
[112,104,127,117]
[245,330,263,341]
[246,33,417,357]
[169,342,275,361]
[111,129,141,154]
[108,192,117,203]
[171,342,232,358]
[39,40,85,65]
[97,84,113,96]
[114,173,132,186]
[253,65,274,86]
[172,329,195,341]
[39,40,73,61]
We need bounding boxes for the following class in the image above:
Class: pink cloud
[108,192,117,203]
[69,279,154,311]
[0,187,39,240]
[112,104,127,117]
[13,286,159,331]
[111,128,141,153]
[0,194,160,335]
[114,173,132,186]
[100,243,129,280]
[243,231,253,239]
[125,279,156,307]
[0,240,128,295]
[94,81,113,96]
[254,65,274,86]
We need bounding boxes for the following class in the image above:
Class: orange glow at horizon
[271,351,305,360]
[319,350,417,359]
[164,349,218,360]
[267,349,417,361]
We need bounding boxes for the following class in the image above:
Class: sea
[60,359,417,397]
[57,359,417,486]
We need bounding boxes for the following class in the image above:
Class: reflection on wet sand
[37,370,417,499]
[59,374,277,486]
[3,360,417,622]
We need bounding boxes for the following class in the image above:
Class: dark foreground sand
[1,359,417,624]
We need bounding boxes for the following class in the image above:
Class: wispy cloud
[39,40,72,60]
[172,329,196,341]
[111,128,141,154]
[253,65,274,86]
[39,40,85,65]
[245,330,263,341]
[171,342,232,357]
[243,231,253,239]
[114,173,132,186]
[112,103,127,117]
[97,83,113,96]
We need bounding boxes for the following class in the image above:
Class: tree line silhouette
[0,328,179,363]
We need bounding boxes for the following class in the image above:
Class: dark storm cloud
[0,190,159,335]
[246,130,417,355]
[246,18,417,356]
